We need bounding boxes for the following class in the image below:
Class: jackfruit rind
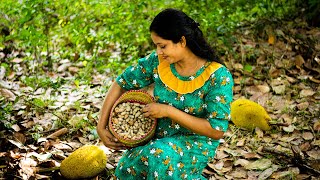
[231,99,271,131]
[60,145,107,179]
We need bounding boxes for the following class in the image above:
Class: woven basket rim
[108,90,156,147]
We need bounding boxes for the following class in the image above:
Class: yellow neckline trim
[158,58,223,94]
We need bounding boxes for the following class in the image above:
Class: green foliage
[0,0,303,76]
[0,99,14,130]
[244,64,253,73]
[20,75,65,89]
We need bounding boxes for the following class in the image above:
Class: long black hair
[150,8,223,64]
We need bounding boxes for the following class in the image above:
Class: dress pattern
[113,51,234,179]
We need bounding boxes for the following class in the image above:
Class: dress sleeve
[116,52,158,90]
[204,67,234,132]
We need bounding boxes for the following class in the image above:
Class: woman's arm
[143,103,224,140]
[97,82,128,150]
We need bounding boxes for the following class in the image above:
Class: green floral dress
[113,51,233,180]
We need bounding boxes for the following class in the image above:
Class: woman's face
[151,32,186,64]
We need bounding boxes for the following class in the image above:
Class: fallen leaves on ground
[0,19,319,179]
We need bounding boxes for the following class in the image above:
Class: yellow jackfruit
[60,145,107,179]
[231,99,271,131]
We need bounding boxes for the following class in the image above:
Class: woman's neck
[175,53,205,76]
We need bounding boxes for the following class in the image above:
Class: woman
[97,8,234,179]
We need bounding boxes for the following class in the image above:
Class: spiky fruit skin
[60,145,107,179]
[231,99,271,131]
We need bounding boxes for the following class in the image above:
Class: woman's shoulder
[139,51,159,64]
[208,64,234,88]
[211,64,233,78]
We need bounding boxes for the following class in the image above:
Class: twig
[262,146,292,158]
[34,166,60,173]
[225,126,241,143]
[269,122,289,127]
[47,128,68,139]
[263,146,320,176]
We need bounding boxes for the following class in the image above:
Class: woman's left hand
[142,103,170,119]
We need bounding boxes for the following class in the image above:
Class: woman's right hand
[97,127,128,150]
[97,82,128,150]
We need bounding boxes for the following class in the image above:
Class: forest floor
[0,19,319,179]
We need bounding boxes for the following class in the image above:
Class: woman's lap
[114,135,218,180]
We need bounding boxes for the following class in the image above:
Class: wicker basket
[108,90,156,147]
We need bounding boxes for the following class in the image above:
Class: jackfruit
[60,145,107,179]
[231,99,271,131]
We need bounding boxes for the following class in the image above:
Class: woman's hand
[143,102,224,140]
[97,82,128,150]
[142,103,170,119]
[97,126,128,150]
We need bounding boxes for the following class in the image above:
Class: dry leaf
[255,127,264,138]
[234,159,250,167]
[302,132,314,140]
[285,75,298,83]
[314,121,320,131]
[12,124,21,132]
[274,145,292,155]
[279,135,297,143]
[236,139,246,147]
[257,84,270,93]
[0,66,5,79]
[13,132,26,145]
[26,152,52,162]
[8,140,28,150]
[77,137,90,144]
[263,137,272,143]
[57,63,72,72]
[202,168,215,175]
[18,157,37,179]
[245,159,272,170]
[283,125,295,133]
[288,167,300,175]
[297,102,309,110]
[223,148,243,157]
[295,55,305,68]
[12,58,23,63]
[52,143,73,151]
[306,150,320,159]
[271,171,296,179]
[258,167,275,180]
[214,160,224,170]
[257,55,267,65]
[234,63,243,70]
[269,67,282,77]
[309,76,320,83]
[296,174,311,179]
[268,34,276,45]
[300,142,311,151]
[68,66,79,73]
[229,168,247,178]
[272,85,286,94]
[299,89,315,97]
[215,150,229,159]
[0,88,16,101]
[243,152,261,159]
[280,114,293,124]
[312,140,320,147]
[68,114,86,127]
[247,171,260,179]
